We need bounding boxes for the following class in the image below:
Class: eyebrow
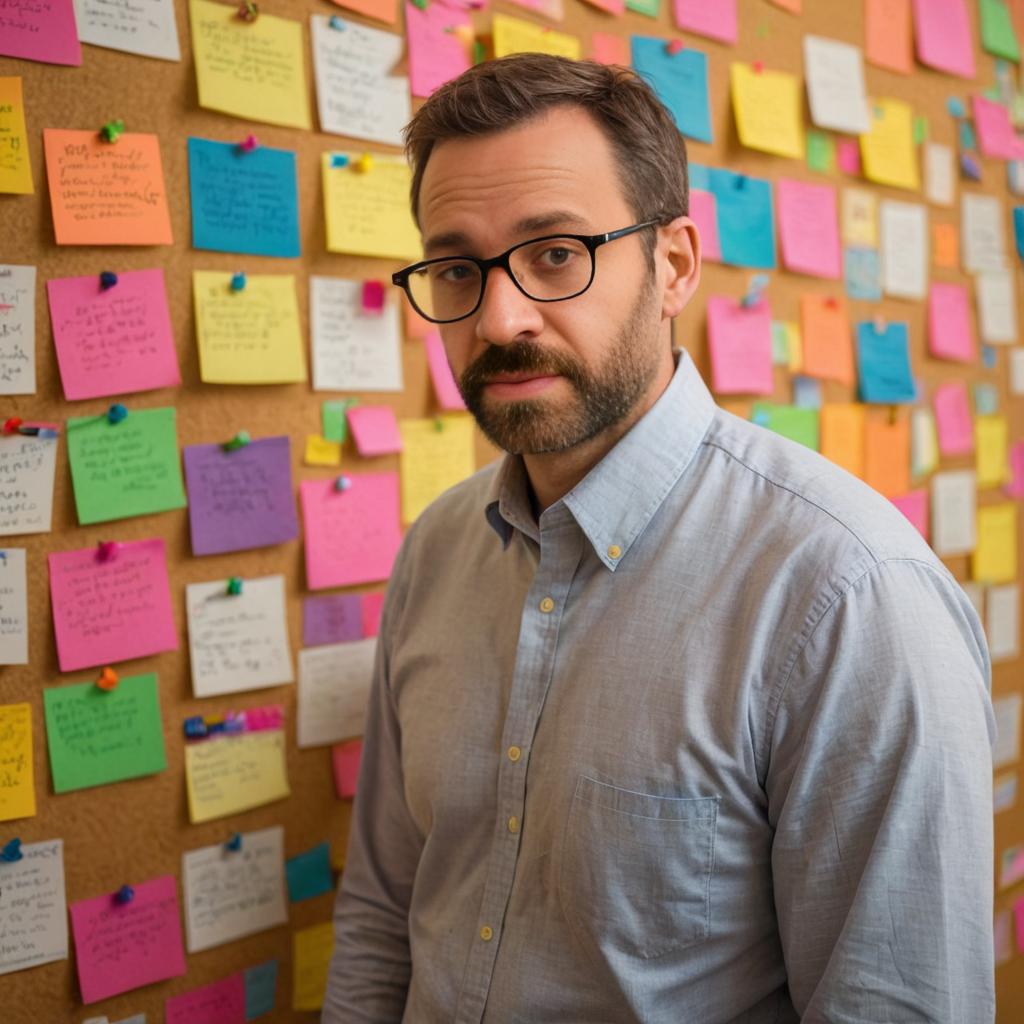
[422,210,592,257]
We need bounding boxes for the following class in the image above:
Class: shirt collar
[484,349,716,569]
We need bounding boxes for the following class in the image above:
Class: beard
[457,284,662,455]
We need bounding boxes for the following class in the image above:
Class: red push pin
[752,60,764,73]
[96,666,119,691]
[2,417,22,436]
[666,39,685,55]
[238,134,258,153]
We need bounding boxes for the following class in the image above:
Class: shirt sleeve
[766,557,995,1023]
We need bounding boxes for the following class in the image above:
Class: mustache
[460,342,587,395]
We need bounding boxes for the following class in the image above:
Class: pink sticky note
[0,0,81,65]
[48,539,177,672]
[361,591,385,637]
[673,0,737,43]
[406,0,471,99]
[1006,441,1024,499]
[776,179,842,280]
[70,875,186,1005]
[911,0,976,79]
[301,475,403,590]
[689,189,722,263]
[933,382,975,456]
[591,31,629,63]
[332,738,363,799]
[706,296,774,396]
[166,974,246,1024]
[837,139,862,176]
[972,96,1024,161]
[1015,897,1024,955]
[424,331,467,410]
[890,489,929,540]
[46,269,181,400]
[928,283,975,363]
[348,405,403,456]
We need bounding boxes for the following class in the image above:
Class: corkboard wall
[1,0,1022,1019]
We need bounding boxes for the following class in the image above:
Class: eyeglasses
[392,220,659,325]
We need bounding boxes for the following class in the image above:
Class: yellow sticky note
[193,271,306,384]
[820,403,866,479]
[398,415,477,524]
[976,415,1009,488]
[305,435,342,466]
[730,62,804,160]
[972,504,1017,584]
[782,321,802,372]
[0,703,36,822]
[322,153,420,261]
[189,0,311,130]
[493,14,582,59]
[185,729,290,823]
[840,188,878,247]
[0,77,33,195]
[860,98,920,191]
[293,921,335,1012]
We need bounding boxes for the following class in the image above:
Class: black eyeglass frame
[391,219,661,325]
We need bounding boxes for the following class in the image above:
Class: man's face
[417,106,673,455]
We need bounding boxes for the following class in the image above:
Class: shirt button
[507,745,522,762]
[539,596,555,613]
[608,544,622,559]
[508,815,519,833]
[480,925,493,941]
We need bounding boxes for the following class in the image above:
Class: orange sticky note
[592,32,630,66]
[330,0,397,24]
[865,0,913,74]
[769,0,801,10]
[820,403,866,479]
[403,301,432,340]
[799,295,854,385]
[933,222,959,268]
[43,129,173,245]
[864,412,910,498]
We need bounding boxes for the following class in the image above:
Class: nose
[474,263,545,346]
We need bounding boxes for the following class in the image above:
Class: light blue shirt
[325,350,995,1023]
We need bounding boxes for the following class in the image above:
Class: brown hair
[404,53,689,258]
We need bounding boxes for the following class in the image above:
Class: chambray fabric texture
[323,350,995,1024]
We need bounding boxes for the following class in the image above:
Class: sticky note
[988,584,1020,662]
[333,738,363,799]
[185,725,290,824]
[424,331,467,411]
[246,960,279,1019]
[398,415,477,524]
[48,538,177,672]
[974,382,998,416]
[860,99,919,191]
[0,78,32,194]
[672,0,736,41]
[322,154,420,261]
[0,702,34,820]
[631,37,712,143]
[864,0,913,74]
[840,188,878,247]
[0,434,57,537]
[856,322,915,404]
[933,222,959,268]
[298,639,376,747]
[47,269,180,400]
[820,403,866,478]
[182,826,287,953]
[688,190,721,263]
[799,295,854,385]
[844,247,882,301]
[0,264,36,395]
[923,142,955,207]
[977,415,1009,488]
[166,974,245,1024]
[931,470,977,556]
[348,405,403,457]
[322,400,354,443]
[303,593,363,648]
[0,0,80,64]
[911,407,938,478]
[803,36,870,135]
[972,96,1024,161]
[890,489,929,539]
[492,14,581,58]
[193,271,306,384]
[962,193,1007,272]
[43,672,166,794]
[300,474,403,589]
[863,412,910,498]
[776,179,841,279]
[405,0,471,99]
[806,131,835,173]
[880,200,927,299]
[911,0,976,78]
[980,0,1021,60]
[701,168,776,269]
[706,295,773,396]
[189,0,311,129]
[0,839,67,976]
[75,0,180,60]
[362,592,385,637]
[592,32,629,64]
[286,843,334,903]
[927,283,975,362]
[332,0,397,23]
[0,547,27,665]
[627,0,661,15]
[933,382,974,456]
[1009,441,1024,499]
[1015,207,1024,260]
[43,129,172,245]
[730,62,804,160]
[973,504,1017,584]
[305,435,342,467]
[836,139,862,177]
[750,404,820,451]
[293,922,335,1012]
[188,138,299,257]
[976,270,1018,344]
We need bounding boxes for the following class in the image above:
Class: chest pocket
[559,774,719,960]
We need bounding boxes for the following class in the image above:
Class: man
[324,54,995,1023]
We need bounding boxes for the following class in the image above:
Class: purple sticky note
[183,436,299,556]
[166,973,246,1024]
[303,593,363,647]
[0,0,81,65]
[424,331,467,410]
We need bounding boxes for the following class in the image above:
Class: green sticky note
[771,322,790,365]
[912,115,929,144]
[43,673,167,793]
[980,0,1021,62]
[66,406,187,525]
[751,403,820,451]
[322,400,356,443]
[806,130,835,173]
[626,0,660,16]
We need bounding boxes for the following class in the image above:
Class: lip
[483,374,561,399]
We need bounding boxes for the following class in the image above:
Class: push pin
[666,39,685,56]
[225,832,243,852]
[99,271,118,291]
[411,0,429,9]
[354,153,374,174]
[107,403,128,424]
[96,540,118,563]
[361,280,385,314]
[227,576,243,596]
[752,60,764,74]
[96,666,119,691]
[238,134,258,153]
[223,430,250,451]
[100,119,125,143]
[184,716,208,740]
[330,153,350,169]
[434,417,445,432]
[740,273,769,309]
[115,885,134,905]
[328,14,346,29]
[38,427,59,439]
[0,838,23,863]
[334,474,352,492]
[230,272,247,292]
[2,417,22,436]
[237,0,258,20]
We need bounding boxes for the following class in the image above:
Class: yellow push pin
[354,153,374,174]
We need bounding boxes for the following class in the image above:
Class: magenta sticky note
[48,538,177,672]
[706,295,774,396]
[361,591,385,638]
[673,0,737,43]
[933,382,975,456]
[972,96,1024,161]
[837,139,862,176]
[424,331,467,411]
[348,405,403,456]
[890,489,929,540]
[776,179,842,280]
[911,0,976,79]
[689,189,722,263]
[46,269,181,400]
[406,0,471,99]
[0,0,81,65]
[166,973,246,1024]
[303,593,363,647]
[928,283,975,363]
[300,474,403,590]
[70,875,186,1005]
[333,738,363,799]
[1006,441,1024,499]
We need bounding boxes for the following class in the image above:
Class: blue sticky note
[285,842,334,903]
[1013,207,1024,260]
[793,376,822,409]
[844,247,882,301]
[689,161,711,192]
[188,137,300,257]
[856,322,915,404]
[974,382,999,415]
[631,37,712,144]
[245,959,278,1020]
[708,168,776,269]
[983,344,998,368]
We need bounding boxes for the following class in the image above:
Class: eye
[538,246,575,267]
[433,263,476,284]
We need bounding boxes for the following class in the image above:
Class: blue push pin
[334,474,352,492]
[329,14,346,29]
[38,427,59,439]
[230,272,246,292]
[740,273,769,309]
[330,153,350,169]
[226,832,243,852]
[99,271,118,291]
[1,838,23,862]
[982,345,997,369]
[184,715,208,739]
[107,403,128,424]
[115,884,134,905]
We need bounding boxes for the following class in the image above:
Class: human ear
[658,215,701,320]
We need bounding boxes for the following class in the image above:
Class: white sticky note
[0,265,35,396]
[988,584,1020,663]
[297,638,376,748]
[310,277,403,392]
[994,694,1022,769]
[880,200,927,299]
[73,0,181,60]
[961,192,1007,272]
[976,270,1018,344]
[803,35,870,135]
[931,470,976,557]
[311,15,410,146]
[186,575,294,698]
[182,825,288,953]
[910,407,938,479]
[995,772,1018,813]
[0,548,27,664]
[961,581,985,622]
[0,838,68,976]
[923,142,955,207]
[0,435,57,536]
[1011,349,1024,395]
